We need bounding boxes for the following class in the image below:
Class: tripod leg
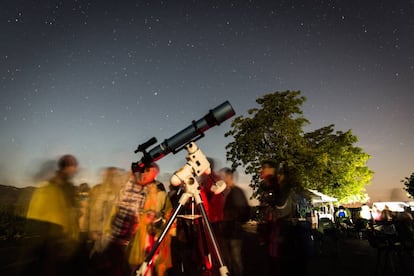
[136,193,191,276]
[196,217,213,272]
[196,201,230,276]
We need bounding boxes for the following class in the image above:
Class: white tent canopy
[307,189,337,204]
[307,189,338,223]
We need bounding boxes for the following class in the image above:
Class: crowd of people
[365,204,414,251]
[17,153,322,276]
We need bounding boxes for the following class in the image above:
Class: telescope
[132,101,235,173]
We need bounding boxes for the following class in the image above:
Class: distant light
[373,201,409,212]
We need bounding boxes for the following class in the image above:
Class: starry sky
[1,0,413,202]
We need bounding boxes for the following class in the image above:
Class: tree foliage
[402,172,414,198]
[224,91,373,203]
[225,91,309,199]
[303,125,372,202]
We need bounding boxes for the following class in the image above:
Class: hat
[141,162,159,172]
[148,162,159,170]
[58,154,78,170]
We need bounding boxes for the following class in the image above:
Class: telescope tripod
[136,143,229,276]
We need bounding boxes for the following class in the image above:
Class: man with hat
[101,162,173,276]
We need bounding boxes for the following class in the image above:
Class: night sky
[1,0,413,202]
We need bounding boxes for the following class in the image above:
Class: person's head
[78,182,90,196]
[259,160,279,180]
[58,154,78,178]
[259,160,294,190]
[219,167,236,187]
[207,157,217,171]
[103,167,127,188]
[134,162,159,186]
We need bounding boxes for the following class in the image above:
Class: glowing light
[372,201,410,212]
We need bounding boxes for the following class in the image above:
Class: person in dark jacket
[259,160,313,276]
[219,167,250,276]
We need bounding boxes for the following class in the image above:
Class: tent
[307,189,337,224]
[307,189,338,204]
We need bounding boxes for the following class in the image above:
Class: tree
[303,125,373,203]
[402,172,414,198]
[224,91,373,203]
[225,91,309,199]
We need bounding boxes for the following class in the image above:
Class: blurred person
[88,167,127,255]
[359,204,372,221]
[197,157,226,274]
[401,206,414,222]
[395,206,414,249]
[167,158,223,275]
[334,205,353,231]
[78,182,91,236]
[218,167,250,276]
[335,205,351,220]
[102,162,173,276]
[200,157,222,225]
[23,154,81,276]
[354,204,372,239]
[88,167,127,274]
[258,160,313,276]
[76,182,92,272]
[380,205,393,222]
[374,205,397,236]
[371,205,382,222]
[167,183,207,276]
[127,163,173,276]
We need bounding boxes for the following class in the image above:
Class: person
[88,167,128,274]
[78,182,91,239]
[200,157,223,227]
[373,205,397,237]
[395,206,414,249]
[218,167,250,276]
[380,205,393,222]
[359,204,372,221]
[198,157,227,274]
[354,204,371,239]
[167,183,208,276]
[168,157,219,275]
[76,182,92,273]
[103,162,173,276]
[23,154,82,276]
[258,160,313,276]
[400,206,414,222]
[334,205,353,233]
